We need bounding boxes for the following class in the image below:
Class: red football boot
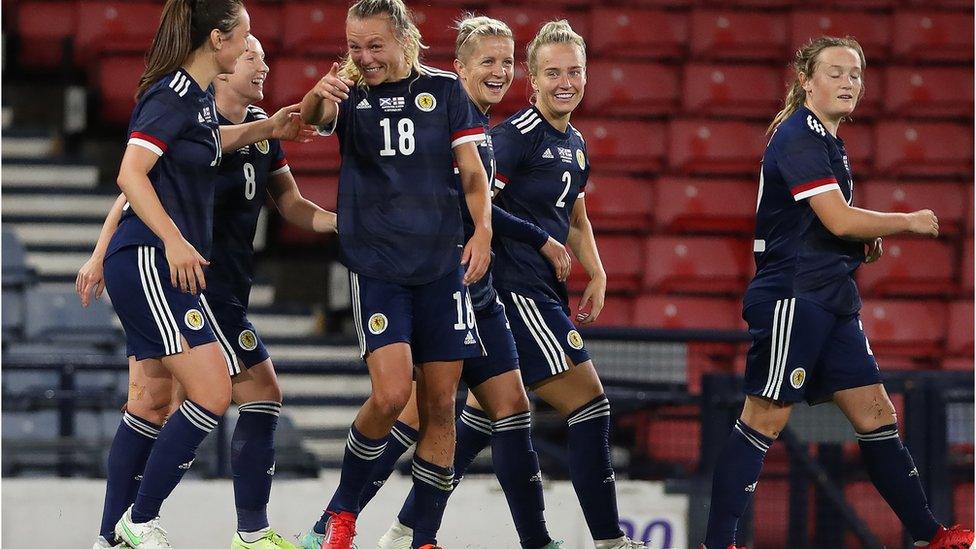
[927,524,975,549]
[320,511,357,549]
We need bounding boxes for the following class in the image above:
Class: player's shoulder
[140,69,201,107]
[419,64,458,82]
[568,123,586,146]
[246,105,269,120]
[769,107,830,151]
[493,107,544,142]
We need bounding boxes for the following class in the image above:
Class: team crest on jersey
[380,97,405,112]
[238,329,258,351]
[789,367,807,389]
[567,330,584,350]
[184,309,205,330]
[415,92,437,112]
[368,313,388,335]
[576,149,586,170]
[255,140,270,154]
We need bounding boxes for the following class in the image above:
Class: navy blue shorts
[199,292,270,376]
[103,245,217,361]
[498,290,591,387]
[743,298,881,405]
[350,267,485,364]
[461,297,520,388]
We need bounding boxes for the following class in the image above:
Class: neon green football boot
[231,529,302,549]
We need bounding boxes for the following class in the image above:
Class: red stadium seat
[281,135,341,173]
[874,122,973,178]
[892,11,974,61]
[98,55,144,124]
[838,122,875,174]
[571,119,666,173]
[568,235,643,293]
[682,64,784,118]
[752,480,793,549]
[954,483,975,529]
[883,66,974,118]
[583,61,678,116]
[642,413,700,467]
[633,295,743,331]
[277,175,338,245]
[592,296,634,327]
[247,3,283,55]
[859,181,967,236]
[76,2,159,64]
[486,7,590,53]
[689,10,788,61]
[266,58,332,109]
[281,3,347,56]
[15,1,76,67]
[582,176,654,232]
[788,11,891,63]
[653,177,756,234]
[667,120,767,175]
[856,240,955,297]
[642,236,750,295]
[411,5,464,58]
[843,482,903,549]
[946,300,974,357]
[859,300,946,357]
[963,238,973,294]
[589,8,688,60]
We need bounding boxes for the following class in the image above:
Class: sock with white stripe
[408,456,454,548]
[99,412,160,541]
[704,418,774,549]
[315,424,387,530]
[856,424,939,542]
[358,420,418,509]
[131,400,218,523]
[492,412,552,549]
[566,394,623,541]
[398,406,492,529]
[232,400,281,534]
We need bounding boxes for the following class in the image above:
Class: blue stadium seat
[24,287,123,348]
[2,229,33,289]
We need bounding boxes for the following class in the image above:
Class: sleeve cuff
[128,132,167,156]
[451,127,486,148]
[792,177,840,201]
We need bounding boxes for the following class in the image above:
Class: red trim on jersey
[129,131,168,152]
[791,177,838,196]
[495,173,509,184]
[450,126,484,142]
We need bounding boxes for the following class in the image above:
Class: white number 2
[452,291,475,330]
[555,170,572,207]
[379,117,415,156]
[243,162,256,200]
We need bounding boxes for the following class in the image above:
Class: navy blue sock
[492,411,551,549]
[358,420,418,510]
[313,424,387,533]
[232,400,281,534]
[856,424,940,542]
[398,405,492,529]
[704,419,773,549]
[409,456,454,549]
[565,395,623,542]
[99,412,160,540]
[131,400,218,523]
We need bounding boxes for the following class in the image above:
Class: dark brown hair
[136,0,244,99]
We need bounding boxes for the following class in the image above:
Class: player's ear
[210,28,223,50]
[453,58,465,78]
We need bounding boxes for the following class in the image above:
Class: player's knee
[489,392,530,420]
[127,397,171,426]
[371,386,411,420]
[420,388,457,420]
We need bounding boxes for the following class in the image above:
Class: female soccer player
[700,36,974,549]
[326,14,569,549]
[90,1,306,546]
[79,35,333,549]
[476,20,643,549]
[297,1,492,547]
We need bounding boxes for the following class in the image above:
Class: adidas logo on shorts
[178,459,195,470]
[745,481,758,492]
[464,331,476,345]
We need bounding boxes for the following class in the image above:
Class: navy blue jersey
[107,69,223,259]
[490,106,588,305]
[207,106,289,308]
[457,106,497,311]
[744,106,864,315]
[323,65,485,285]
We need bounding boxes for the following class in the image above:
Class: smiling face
[222,35,268,103]
[214,7,251,75]
[455,35,515,113]
[530,42,586,119]
[346,15,409,86]
[802,46,863,123]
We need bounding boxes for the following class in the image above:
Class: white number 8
[243,162,256,200]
